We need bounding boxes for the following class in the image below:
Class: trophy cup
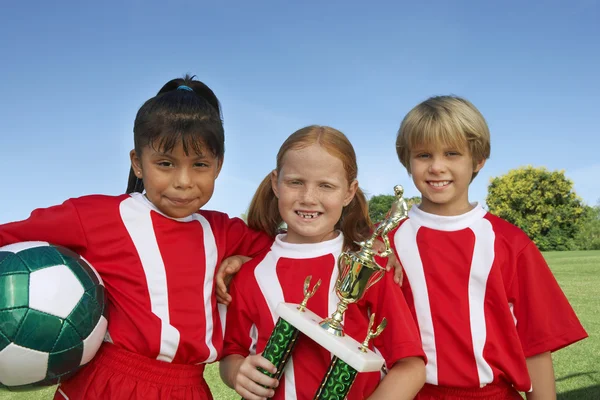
[256,185,408,400]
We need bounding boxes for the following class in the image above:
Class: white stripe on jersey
[255,253,285,324]
[469,219,495,385]
[328,246,343,324]
[249,324,259,355]
[120,197,180,362]
[194,214,219,363]
[255,254,297,400]
[394,221,439,384]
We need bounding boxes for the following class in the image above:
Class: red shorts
[416,382,523,400]
[54,343,212,400]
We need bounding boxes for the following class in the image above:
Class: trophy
[256,185,408,400]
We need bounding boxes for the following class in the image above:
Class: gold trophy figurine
[319,184,408,336]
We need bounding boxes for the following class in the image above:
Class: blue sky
[1,0,598,224]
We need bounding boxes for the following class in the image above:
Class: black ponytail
[126,75,224,194]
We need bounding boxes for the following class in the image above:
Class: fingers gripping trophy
[256,185,409,400]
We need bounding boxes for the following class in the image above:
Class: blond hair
[248,125,372,251]
[396,95,491,179]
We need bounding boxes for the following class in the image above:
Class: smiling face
[271,143,358,244]
[130,140,222,219]
[409,142,485,216]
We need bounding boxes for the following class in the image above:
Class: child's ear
[474,158,486,173]
[270,170,279,198]
[344,180,359,206]
[130,150,142,178]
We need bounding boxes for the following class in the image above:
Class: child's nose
[301,186,318,203]
[174,168,193,188]
[429,158,447,174]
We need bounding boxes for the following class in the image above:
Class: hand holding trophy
[256,185,409,400]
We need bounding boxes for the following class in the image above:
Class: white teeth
[297,211,319,219]
[430,181,450,187]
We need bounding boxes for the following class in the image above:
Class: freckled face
[272,144,357,244]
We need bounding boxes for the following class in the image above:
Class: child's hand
[216,255,250,305]
[371,240,403,286]
[386,252,404,286]
[234,353,278,400]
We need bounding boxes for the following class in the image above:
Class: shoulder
[65,194,130,212]
[484,212,532,252]
[197,209,245,226]
[386,216,411,237]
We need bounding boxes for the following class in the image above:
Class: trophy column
[253,277,321,386]
[314,314,387,400]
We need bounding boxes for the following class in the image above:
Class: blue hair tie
[177,85,194,92]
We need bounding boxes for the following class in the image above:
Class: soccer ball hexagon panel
[0,241,107,389]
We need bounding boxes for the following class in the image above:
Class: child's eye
[157,161,173,167]
[320,183,334,189]
[194,162,209,168]
[289,180,302,186]
[446,151,461,157]
[416,153,430,159]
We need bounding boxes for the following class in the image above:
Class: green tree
[573,201,600,250]
[368,194,421,223]
[486,166,585,251]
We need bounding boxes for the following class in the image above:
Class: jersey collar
[409,203,487,231]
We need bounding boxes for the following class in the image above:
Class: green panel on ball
[13,309,62,352]
[89,285,105,311]
[0,252,29,276]
[0,308,28,340]
[53,320,83,352]
[47,342,84,379]
[0,330,10,351]
[67,292,101,338]
[64,258,95,291]
[18,246,65,272]
[0,274,29,309]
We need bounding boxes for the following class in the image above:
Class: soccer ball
[0,241,107,390]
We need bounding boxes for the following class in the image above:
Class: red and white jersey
[223,233,425,400]
[0,193,272,365]
[390,204,587,391]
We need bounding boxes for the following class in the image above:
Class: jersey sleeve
[0,199,88,253]
[367,272,426,369]
[223,217,273,259]
[508,241,587,357]
[222,276,257,358]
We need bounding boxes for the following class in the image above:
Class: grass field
[1,250,598,399]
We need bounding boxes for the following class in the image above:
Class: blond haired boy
[388,95,587,399]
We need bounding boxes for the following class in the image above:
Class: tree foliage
[486,166,585,251]
[574,201,600,250]
[368,194,421,223]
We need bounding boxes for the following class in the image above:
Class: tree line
[368,166,600,251]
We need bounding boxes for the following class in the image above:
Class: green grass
[2,250,599,399]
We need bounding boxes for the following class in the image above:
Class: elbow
[393,356,427,387]
[219,356,235,389]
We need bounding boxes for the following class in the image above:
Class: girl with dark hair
[219,126,426,400]
[0,75,273,399]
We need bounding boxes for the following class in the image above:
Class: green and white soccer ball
[0,241,107,390]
